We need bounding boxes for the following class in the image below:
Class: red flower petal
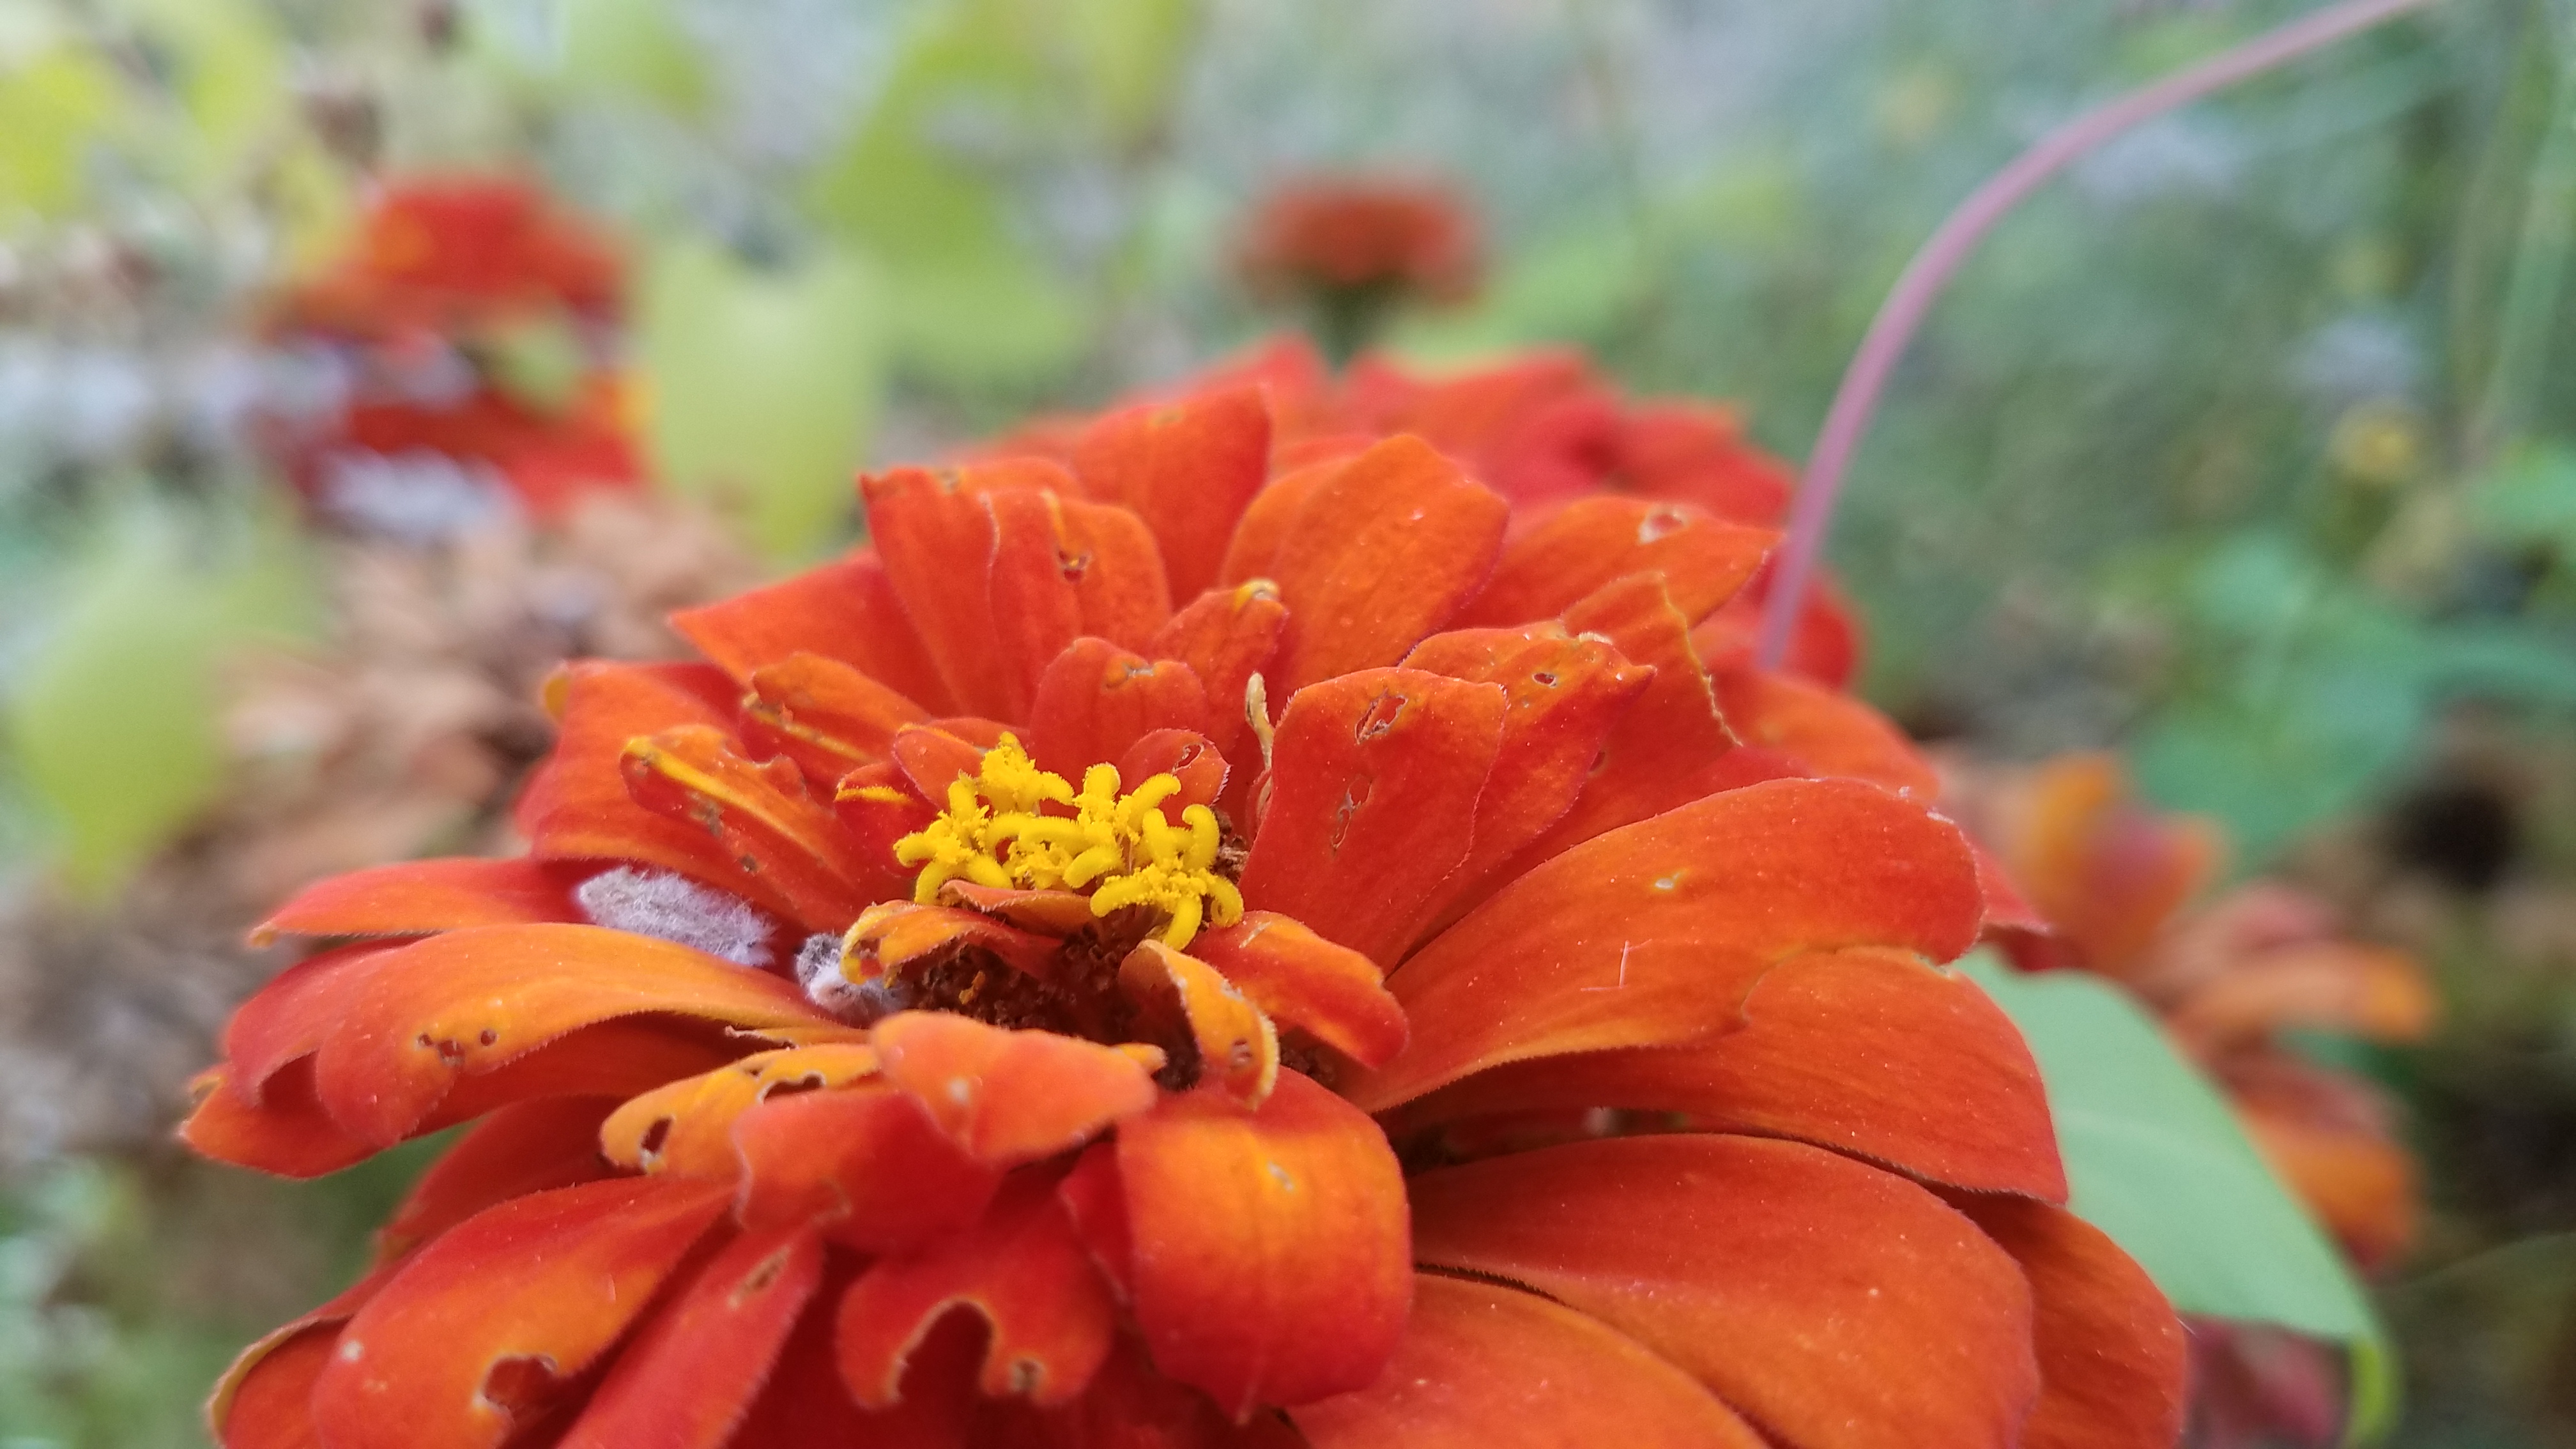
[740,652,932,784]
[1409,1135,2039,1449]
[1120,728,1230,813]
[1401,625,1655,919]
[1455,496,1775,629]
[309,1177,732,1449]
[252,859,586,944]
[1396,946,2066,1199]
[866,462,1075,721]
[1027,639,1212,779]
[871,1012,1163,1165]
[222,940,404,1104]
[514,662,749,883]
[1952,1197,2189,1449]
[1115,1071,1411,1416]
[1122,940,1280,1107]
[1248,436,1512,693]
[1713,665,1937,797]
[1238,668,1507,967]
[837,1172,1119,1409]
[217,1319,335,1449]
[308,923,825,1144]
[1071,385,1271,600]
[601,1043,882,1178]
[1291,1275,1767,1449]
[1346,777,1985,1113]
[670,550,950,712]
[889,721,994,802]
[1185,912,1407,1070]
[378,1096,621,1259]
[1488,574,1733,877]
[844,902,1065,986]
[556,1223,828,1449]
[731,1084,1002,1250]
[986,488,1176,720]
[622,723,891,928]
[182,1061,376,1177]
[1217,454,1346,589]
[1152,583,1289,765]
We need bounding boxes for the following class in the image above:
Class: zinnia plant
[187,356,2189,1448]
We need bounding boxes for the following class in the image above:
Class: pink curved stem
[1756,0,2442,670]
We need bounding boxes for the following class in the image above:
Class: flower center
[891,735,1246,951]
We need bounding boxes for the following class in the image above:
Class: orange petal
[1238,668,1508,967]
[890,721,995,803]
[415,1018,743,1136]
[670,549,951,712]
[308,923,825,1145]
[986,489,1174,719]
[871,1012,1163,1165]
[1151,582,1289,765]
[1216,453,1348,590]
[1014,1335,1309,1448]
[2170,941,2435,1046]
[740,651,933,783]
[837,1172,1119,1409]
[252,859,587,944]
[1184,913,1407,1070]
[309,1177,732,1449]
[216,1318,335,1449]
[1952,1196,2188,1449]
[222,940,404,1104]
[1410,1135,2039,1449]
[1119,729,1229,813]
[601,1043,882,1177]
[1121,940,1280,1108]
[378,1096,622,1261]
[1713,664,1938,797]
[866,463,1066,721]
[935,881,1100,936]
[1027,639,1211,779]
[1346,776,1985,1112]
[514,661,749,881]
[1400,625,1656,920]
[1254,436,1511,694]
[1489,573,1733,878]
[1455,496,1775,629]
[1071,384,1271,600]
[1116,1071,1411,1416]
[1397,946,2066,1199]
[844,901,1066,984]
[732,1084,1002,1250]
[182,1061,376,1177]
[1291,1275,1767,1449]
[621,723,893,930]
[556,1223,828,1449]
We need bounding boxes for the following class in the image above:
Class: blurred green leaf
[639,238,883,560]
[3,507,318,898]
[555,0,710,112]
[2469,442,2576,551]
[0,42,121,218]
[105,0,291,183]
[1963,955,2395,1440]
[1064,0,1200,147]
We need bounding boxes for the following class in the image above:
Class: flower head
[192,356,2186,1447]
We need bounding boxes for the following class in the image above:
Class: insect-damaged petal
[1409,1135,2039,1449]
[730,1084,1002,1252]
[621,723,896,930]
[307,923,827,1145]
[1151,581,1287,765]
[1027,639,1211,780]
[1121,940,1280,1108]
[1291,1275,1767,1449]
[1071,383,1271,601]
[309,1177,731,1449]
[836,1172,1119,1410]
[1344,778,1986,1114]
[739,651,933,783]
[1453,494,1775,630]
[986,489,1174,721]
[865,461,1078,721]
[515,662,749,884]
[1395,946,2066,1200]
[555,1223,828,1449]
[1115,1071,1411,1418]
[601,1043,881,1178]
[1238,668,1506,969]
[1184,913,1407,1070]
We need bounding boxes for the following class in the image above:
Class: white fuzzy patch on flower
[794,932,914,1023]
[576,867,775,967]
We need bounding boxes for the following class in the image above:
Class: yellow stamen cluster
[893,735,1243,948]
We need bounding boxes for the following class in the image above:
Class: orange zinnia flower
[189,376,2186,1447]
[1967,752,2434,1272]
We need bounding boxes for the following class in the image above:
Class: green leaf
[638,238,884,560]
[1963,954,2395,1441]
[553,0,710,111]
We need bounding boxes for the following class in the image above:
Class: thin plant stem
[1757,0,2444,670]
